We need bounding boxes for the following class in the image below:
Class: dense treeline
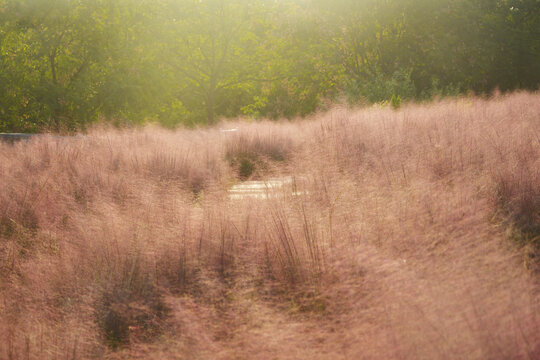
[1,0,539,131]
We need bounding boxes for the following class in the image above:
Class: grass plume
[0,92,538,359]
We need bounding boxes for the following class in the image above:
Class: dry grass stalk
[0,92,538,359]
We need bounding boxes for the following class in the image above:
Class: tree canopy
[1,0,539,132]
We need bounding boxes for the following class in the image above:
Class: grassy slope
[0,92,539,359]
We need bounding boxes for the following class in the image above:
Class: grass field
[1,92,539,359]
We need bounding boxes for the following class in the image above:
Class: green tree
[1,0,539,132]
[162,0,280,125]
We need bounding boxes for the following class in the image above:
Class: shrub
[345,68,416,104]
[492,166,540,264]
[98,286,169,348]
[224,127,295,179]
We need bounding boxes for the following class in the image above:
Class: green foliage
[421,78,463,100]
[227,152,260,180]
[391,94,402,110]
[0,0,539,131]
[345,69,416,104]
[239,157,256,180]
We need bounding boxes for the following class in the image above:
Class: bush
[345,68,416,104]
[493,166,540,262]
[98,286,169,348]
[391,94,402,110]
[225,128,295,180]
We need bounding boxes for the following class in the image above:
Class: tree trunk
[50,52,58,84]
[206,83,216,124]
